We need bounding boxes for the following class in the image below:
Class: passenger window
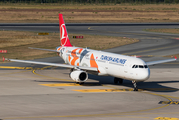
[135,65,138,68]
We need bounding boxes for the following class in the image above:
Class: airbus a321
[3,14,177,91]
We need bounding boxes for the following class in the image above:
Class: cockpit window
[144,65,148,68]
[135,65,138,68]
[132,64,148,68]
[139,65,143,68]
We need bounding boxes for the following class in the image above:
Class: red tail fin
[59,14,72,47]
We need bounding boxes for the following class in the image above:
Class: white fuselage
[57,46,150,82]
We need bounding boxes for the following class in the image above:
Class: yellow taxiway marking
[38,82,178,92]
[40,65,53,70]
[0,65,53,70]
[73,88,178,93]
[159,101,179,105]
[155,117,179,120]
[40,83,81,87]
[73,88,134,92]
[39,83,100,87]
[0,66,33,70]
[32,70,72,82]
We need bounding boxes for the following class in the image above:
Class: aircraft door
[129,64,134,78]
[123,60,129,78]
[124,64,128,77]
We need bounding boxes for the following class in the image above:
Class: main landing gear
[114,77,123,84]
[132,81,138,91]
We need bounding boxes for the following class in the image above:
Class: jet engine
[69,70,88,82]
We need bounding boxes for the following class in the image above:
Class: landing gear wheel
[76,82,80,84]
[119,79,123,84]
[114,77,123,84]
[133,87,138,91]
[79,82,84,85]
[114,78,118,84]
[132,81,138,91]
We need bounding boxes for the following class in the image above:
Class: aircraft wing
[146,56,177,65]
[28,47,58,52]
[3,57,98,71]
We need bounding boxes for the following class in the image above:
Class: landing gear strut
[114,77,123,84]
[132,81,138,91]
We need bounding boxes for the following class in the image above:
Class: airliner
[3,14,177,91]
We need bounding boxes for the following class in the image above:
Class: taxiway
[0,24,179,120]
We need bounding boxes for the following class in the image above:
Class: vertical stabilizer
[59,14,72,47]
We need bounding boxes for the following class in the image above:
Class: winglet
[175,56,177,60]
[2,56,5,62]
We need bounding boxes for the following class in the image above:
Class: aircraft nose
[141,69,150,80]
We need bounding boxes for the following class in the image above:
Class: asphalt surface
[0,24,179,120]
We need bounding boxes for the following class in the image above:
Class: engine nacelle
[70,70,88,82]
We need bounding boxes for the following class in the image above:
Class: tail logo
[60,24,68,46]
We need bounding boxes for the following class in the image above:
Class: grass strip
[0,30,139,64]
[0,4,179,23]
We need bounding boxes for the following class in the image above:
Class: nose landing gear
[114,78,138,91]
[132,81,138,91]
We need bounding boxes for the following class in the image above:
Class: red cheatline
[175,38,179,40]
[0,50,7,53]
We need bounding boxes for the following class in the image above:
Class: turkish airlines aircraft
[3,14,177,91]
